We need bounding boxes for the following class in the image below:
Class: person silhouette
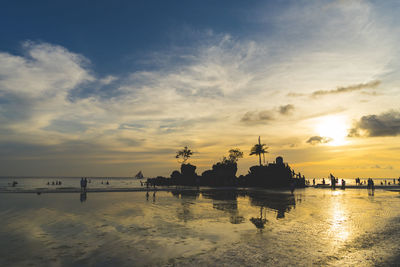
[83,178,88,192]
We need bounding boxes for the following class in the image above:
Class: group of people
[47,181,62,186]
[355,178,363,185]
[9,181,18,187]
[140,181,155,188]
[80,178,88,192]
[357,178,400,187]
[379,179,397,186]
[329,176,346,189]
[80,178,111,190]
[311,177,400,188]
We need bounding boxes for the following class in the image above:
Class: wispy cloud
[311,80,381,98]
[371,164,393,170]
[288,80,381,98]
[0,0,398,176]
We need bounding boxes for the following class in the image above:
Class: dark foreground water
[1,188,400,266]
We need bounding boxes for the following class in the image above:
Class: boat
[134,171,144,179]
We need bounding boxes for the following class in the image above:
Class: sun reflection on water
[329,194,350,243]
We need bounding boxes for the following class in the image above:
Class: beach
[1,187,400,266]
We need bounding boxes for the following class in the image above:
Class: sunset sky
[1,0,400,178]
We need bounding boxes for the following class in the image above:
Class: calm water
[1,188,400,266]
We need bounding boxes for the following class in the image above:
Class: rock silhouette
[148,156,306,189]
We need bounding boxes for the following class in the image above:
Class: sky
[1,0,400,178]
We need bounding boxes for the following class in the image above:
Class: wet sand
[1,184,399,194]
[1,188,400,266]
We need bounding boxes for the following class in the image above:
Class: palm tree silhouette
[250,206,267,230]
[250,136,268,166]
[176,146,194,164]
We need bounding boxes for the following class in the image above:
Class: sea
[1,184,400,266]
[0,177,143,191]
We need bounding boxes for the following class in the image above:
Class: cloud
[279,104,295,115]
[348,110,400,137]
[42,119,88,134]
[241,104,295,124]
[241,110,274,124]
[117,138,144,147]
[0,41,94,132]
[288,80,381,98]
[0,41,93,97]
[119,123,146,130]
[371,164,393,170]
[311,80,381,97]
[0,0,398,176]
[99,75,118,85]
[287,92,305,97]
[306,136,332,145]
[0,37,264,155]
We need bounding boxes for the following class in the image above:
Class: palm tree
[176,146,194,164]
[250,136,268,166]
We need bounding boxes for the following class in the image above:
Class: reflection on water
[250,206,267,229]
[329,191,350,243]
[247,190,296,219]
[171,190,200,223]
[169,189,297,227]
[202,190,244,224]
[80,192,87,202]
[368,188,375,196]
[1,189,400,266]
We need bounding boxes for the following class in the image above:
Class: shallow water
[1,188,400,266]
[0,177,143,191]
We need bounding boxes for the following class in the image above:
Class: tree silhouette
[227,148,243,163]
[220,148,243,164]
[250,136,268,166]
[176,146,194,164]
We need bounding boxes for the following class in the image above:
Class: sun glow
[316,116,348,146]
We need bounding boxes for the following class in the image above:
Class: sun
[316,116,348,146]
